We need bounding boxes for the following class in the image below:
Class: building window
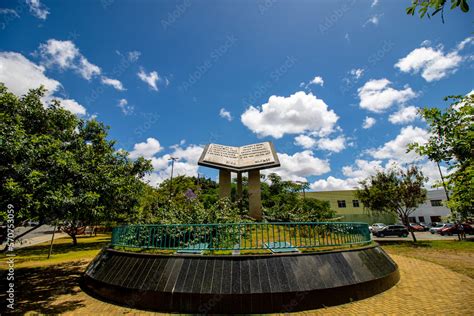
[352,200,360,207]
[409,217,416,223]
[337,200,346,208]
[430,216,441,223]
[418,216,425,223]
[430,200,443,207]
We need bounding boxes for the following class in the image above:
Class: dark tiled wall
[83,246,399,313]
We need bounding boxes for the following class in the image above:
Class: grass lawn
[0,234,110,314]
[1,234,473,314]
[380,239,474,279]
[1,234,110,269]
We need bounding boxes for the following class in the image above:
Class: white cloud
[0,8,19,17]
[0,52,87,115]
[241,91,339,138]
[55,98,86,115]
[263,150,330,182]
[315,136,346,153]
[388,106,419,124]
[39,39,101,80]
[39,40,78,69]
[342,159,384,178]
[362,116,376,129]
[138,68,160,91]
[219,108,233,121]
[294,135,346,152]
[26,0,49,20]
[371,0,379,7]
[117,98,134,115]
[419,160,450,187]
[368,126,429,163]
[310,159,385,191]
[350,68,364,80]
[309,76,324,86]
[77,57,101,80]
[101,76,125,91]
[358,78,417,113]
[127,51,141,62]
[395,37,473,82]
[395,48,461,82]
[294,135,316,149]
[310,176,359,191]
[170,144,203,164]
[0,52,60,97]
[420,40,431,47]
[310,158,448,191]
[129,138,163,159]
[457,36,473,50]
[364,14,383,26]
[143,144,204,187]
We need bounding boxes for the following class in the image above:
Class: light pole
[168,156,178,201]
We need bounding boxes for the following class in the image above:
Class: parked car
[440,223,473,236]
[429,223,453,234]
[372,225,409,237]
[409,223,424,232]
[419,222,430,231]
[369,223,386,233]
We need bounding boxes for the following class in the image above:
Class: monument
[198,141,280,219]
[83,143,400,314]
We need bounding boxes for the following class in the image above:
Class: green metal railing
[111,222,371,251]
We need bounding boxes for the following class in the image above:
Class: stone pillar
[236,172,243,200]
[248,169,262,220]
[219,169,231,199]
[236,172,243,211]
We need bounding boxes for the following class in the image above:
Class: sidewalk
[12,232,69,249]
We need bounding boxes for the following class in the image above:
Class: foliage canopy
[0,84,152,244]
[355,165,427,241]
[408,94,474,220]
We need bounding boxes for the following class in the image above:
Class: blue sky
[1,0,473,190]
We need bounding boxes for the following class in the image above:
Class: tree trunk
[47,225,56,259]
[402,214,417,242]
[410,229,417,242]
[71,233,77,246]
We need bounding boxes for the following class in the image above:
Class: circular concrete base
[82,245,399,313]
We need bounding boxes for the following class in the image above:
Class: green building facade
[306,190,397,224]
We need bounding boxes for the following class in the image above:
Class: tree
[355,166,427,242]
[408,95,474,220]
[261,173,334,222]
[0,84,152,246]
[406,0,470,23]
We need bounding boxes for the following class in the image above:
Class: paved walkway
[12,232,68,249]
[22,254,472,315]
[372,231,471,241]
